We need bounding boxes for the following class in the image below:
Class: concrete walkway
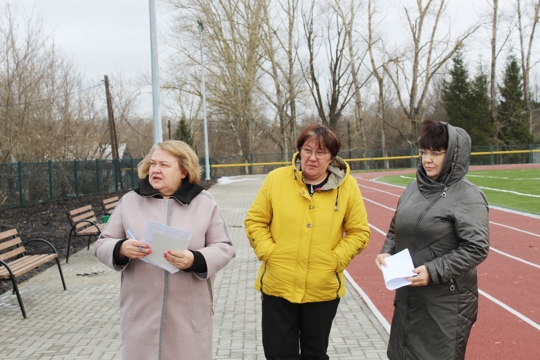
[0,175,389,359]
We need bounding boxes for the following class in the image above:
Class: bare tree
[516,0,540,133]
[164,0,266,167]
[490,0,500,142]
[301,0,355,131]
[257,0,301,161]
[0,4,98,162]
[334,0,369,161]
[0,4,140,162]
[383,0,479,139]
[365,0,391,168]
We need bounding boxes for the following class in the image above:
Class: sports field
[375,168,540,215]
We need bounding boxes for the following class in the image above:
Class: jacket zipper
[403,185,448,358]
[259,262,267,293]
[335,273,341,299]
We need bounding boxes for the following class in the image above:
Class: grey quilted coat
[381,123,490,360]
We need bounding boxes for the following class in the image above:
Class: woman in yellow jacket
[245,123,371,360]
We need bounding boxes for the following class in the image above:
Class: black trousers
[261,293,340,360]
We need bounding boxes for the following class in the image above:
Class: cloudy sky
[2,0,522,118]
[1,0,174,85]
[3,0,492,84]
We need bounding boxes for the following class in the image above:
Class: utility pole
[104,75,120,160]
[198,20,211,180]
[149,0,163,144]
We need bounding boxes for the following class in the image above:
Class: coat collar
[134,175,204,205]
[292,151,349,190]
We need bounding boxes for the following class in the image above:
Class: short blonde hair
[138,140,201,184]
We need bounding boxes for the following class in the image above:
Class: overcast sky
[3,0,492,85]
[1,0,174,85]
[2,0,525,117]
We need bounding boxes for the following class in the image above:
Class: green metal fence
[0,158,141,209]
[1,144,538,209]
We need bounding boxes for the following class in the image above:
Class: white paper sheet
[140,220,192,274]
[381,248,417,290]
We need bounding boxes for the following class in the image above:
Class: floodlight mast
[198,20,211,180]
[149,0,162,144]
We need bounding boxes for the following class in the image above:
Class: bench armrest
[23,238,59,254]
[71,219,101,232]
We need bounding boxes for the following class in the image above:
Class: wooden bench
[101,196,119,214]
[66,205,107,263]
[0,228,66,318]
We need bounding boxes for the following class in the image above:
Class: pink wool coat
[94,189,235,360]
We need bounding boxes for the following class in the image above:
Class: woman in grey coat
[376,120,490,359]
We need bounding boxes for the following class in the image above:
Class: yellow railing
[210,149,540,169]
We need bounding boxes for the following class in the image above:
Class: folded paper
[381,248,417,290]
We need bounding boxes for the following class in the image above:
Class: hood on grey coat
[417,122,472,196]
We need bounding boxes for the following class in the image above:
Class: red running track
[346,164,540,359]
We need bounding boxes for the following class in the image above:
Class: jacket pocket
[190,276,212,332]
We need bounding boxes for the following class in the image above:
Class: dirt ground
[0,180,216,295]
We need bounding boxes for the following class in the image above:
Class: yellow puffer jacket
[244,153,370,303]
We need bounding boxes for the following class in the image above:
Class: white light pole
[198,20,211,180]
[149,0,162,144]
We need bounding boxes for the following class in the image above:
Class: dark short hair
[296,123,341,157]
[419,120,448,150]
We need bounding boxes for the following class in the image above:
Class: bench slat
[75,222,105,235]
[72,212,96,224]
[102,196,119,213]
[0,237,22,252]
[0,254,57,279]
[0,246,25,262]
[67,205,93,217]
[0,229,18,241]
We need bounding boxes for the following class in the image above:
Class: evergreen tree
[174,117,195,148]
[498,56,534,145]
[441,54,493,146]
[442,53,472,131]
[469,72,494,146]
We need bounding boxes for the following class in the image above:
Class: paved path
[0,175,389,359]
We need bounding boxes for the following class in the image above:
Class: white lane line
[364,196,540,267]
[479,289,540,331]
[361,181,540,237]
[363,197,397,211]
[490,248,540,269]
[479,186,540,198]
[345,274,540,334]
[360,184,401,197]
[344,270,391,334]
[468,174,540,181]
[490,221,540,238]
[361,224,540,333]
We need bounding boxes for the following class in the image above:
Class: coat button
[307,224,312,228]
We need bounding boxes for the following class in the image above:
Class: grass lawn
[375,169,540,215]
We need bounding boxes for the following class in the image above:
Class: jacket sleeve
[332,176,371,273]
[381,212,397,255]
[94,197,129,271]
[196,197,236,280]
[425,185,490,284]
[244,173,276,262]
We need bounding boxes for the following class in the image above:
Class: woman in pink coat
[94,140,235,360]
